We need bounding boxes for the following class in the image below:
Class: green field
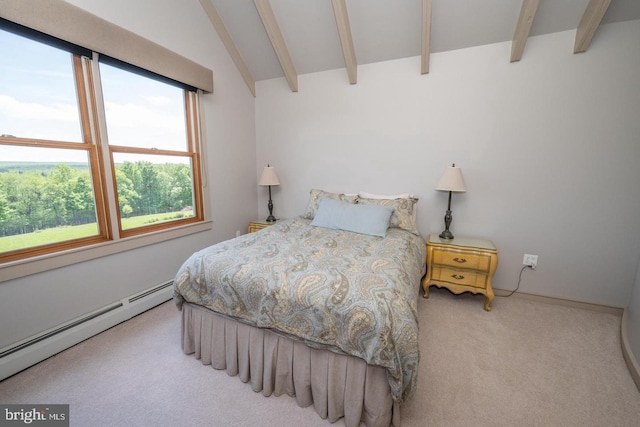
[0,223,98,252]
[0,211,193,252]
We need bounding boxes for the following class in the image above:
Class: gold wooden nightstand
[422,234,498,311]
[247,219,276,233]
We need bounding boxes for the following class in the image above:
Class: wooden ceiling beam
[331,0,357,84]
[510,0,539,62]
[421,0,432,74]
[574,0,612,53]
[253,0,298,92]
[198,0,256,97]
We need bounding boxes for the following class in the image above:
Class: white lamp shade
[435,165,466,192]
[259,166,280,186]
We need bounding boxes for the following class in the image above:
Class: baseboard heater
[128,280,174,303]
[0,303,123,360]
[0,280,174,381]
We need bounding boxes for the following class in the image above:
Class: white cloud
[143,95,173,107]
[0,95,82,142]
[0,94,79,122]
[103,101,186,150]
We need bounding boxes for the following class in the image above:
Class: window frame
[0,27,210,275]
[98,62,205,239]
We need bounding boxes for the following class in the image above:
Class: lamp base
[440,205,454,240]
[439,229,454,240]
[266,187,276,222]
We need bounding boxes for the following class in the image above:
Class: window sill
[0,220,212,283]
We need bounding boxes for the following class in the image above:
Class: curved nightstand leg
[422,280,430,298]
[484,293,494,311]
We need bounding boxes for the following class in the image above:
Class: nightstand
[422,234,498,311]
[247,219,276,233]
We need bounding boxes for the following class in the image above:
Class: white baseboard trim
[621,308,640,392]
[493,288,624,315]
[0,281,174,381]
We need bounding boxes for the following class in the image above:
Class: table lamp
[259,165,280,222]
[435,163,466,239]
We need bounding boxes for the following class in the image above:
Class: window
[0,24,204,264]
[98,60,203,236]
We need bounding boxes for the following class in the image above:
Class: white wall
[627,252,640,369]
[0,0,257,349]
[256,20,640,307]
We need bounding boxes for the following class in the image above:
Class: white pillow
[358,191,414,200]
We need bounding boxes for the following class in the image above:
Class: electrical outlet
[236,230,241,237]
[523,254,538,269]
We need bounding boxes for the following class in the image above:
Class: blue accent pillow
[311,197,393,237]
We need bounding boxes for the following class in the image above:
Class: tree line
[0,161,194,237]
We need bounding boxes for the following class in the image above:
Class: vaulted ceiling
[200,0,640,96]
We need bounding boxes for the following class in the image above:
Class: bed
[173,190,426,427]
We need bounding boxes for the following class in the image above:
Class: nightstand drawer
[248,220,281,233]
[429,266,488,290]
[432,249,491,272]
[248,223,268,233]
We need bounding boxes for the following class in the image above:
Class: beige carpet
[1,288,640,427]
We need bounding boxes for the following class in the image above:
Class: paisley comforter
[173,218,426,403]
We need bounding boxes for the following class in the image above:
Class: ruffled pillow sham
[302,189,357,220]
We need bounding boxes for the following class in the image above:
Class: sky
[0,28,188,164]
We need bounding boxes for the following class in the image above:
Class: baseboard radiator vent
[0,280,174,381]
[128,280,174,303]
[0,303,123,360]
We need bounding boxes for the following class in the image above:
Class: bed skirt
[181,302,400,427]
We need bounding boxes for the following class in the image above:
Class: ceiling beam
[421,0,432,74]
[574,0,612,53]
[510,0,539,62]
[253,0,298,92]
[331,0,357,84]
[198,0,256,97]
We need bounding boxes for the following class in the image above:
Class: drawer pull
[453,257,467,263]
[451,274,465,280]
